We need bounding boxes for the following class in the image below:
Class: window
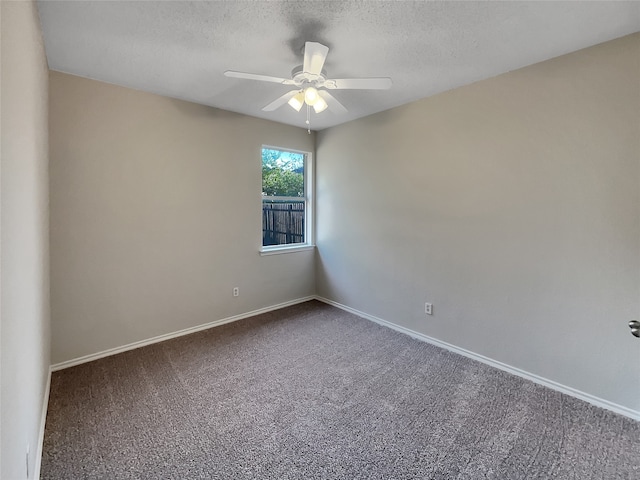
[261,146,313,252]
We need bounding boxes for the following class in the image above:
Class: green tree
[262,149,304,197]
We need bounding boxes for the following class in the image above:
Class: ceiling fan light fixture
[312,96,328,113]
[304,86,319,106]
[288,91,305,112]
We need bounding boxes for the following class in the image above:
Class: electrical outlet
[233,287,239,297]
[425,303,433,315]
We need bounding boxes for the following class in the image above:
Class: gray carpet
[42,300,639,479]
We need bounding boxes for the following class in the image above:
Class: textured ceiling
[37,1,640,131]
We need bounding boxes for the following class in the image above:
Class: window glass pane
[262,148,305,198]
[262,199,305,246]
[261,147,307,248]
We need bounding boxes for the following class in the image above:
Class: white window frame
[260,145,314,255]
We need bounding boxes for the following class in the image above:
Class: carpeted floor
[41,300,639,479]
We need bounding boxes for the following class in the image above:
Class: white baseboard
[315,296,640,422]
[51,296,316,372]
[34,368,51,479]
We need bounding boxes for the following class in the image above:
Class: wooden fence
[262,201,305,246]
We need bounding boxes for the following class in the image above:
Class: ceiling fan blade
[262,90,299,111]
[325,77,393,90]
[225,70,296,85]
[318,90,348,114]
[303,42,329,76]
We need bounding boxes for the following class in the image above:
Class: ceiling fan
[224,42,392,116]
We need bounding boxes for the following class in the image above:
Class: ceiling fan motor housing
[291,65,328,87]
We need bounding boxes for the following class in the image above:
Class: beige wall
[316,34,640,412]
[1,1,51,478]
[49,72,315,364]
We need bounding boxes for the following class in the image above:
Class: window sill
[260,245,315,256]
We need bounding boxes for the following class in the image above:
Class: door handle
[630,320,640,338]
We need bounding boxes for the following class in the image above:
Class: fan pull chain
[306,104,311,134]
